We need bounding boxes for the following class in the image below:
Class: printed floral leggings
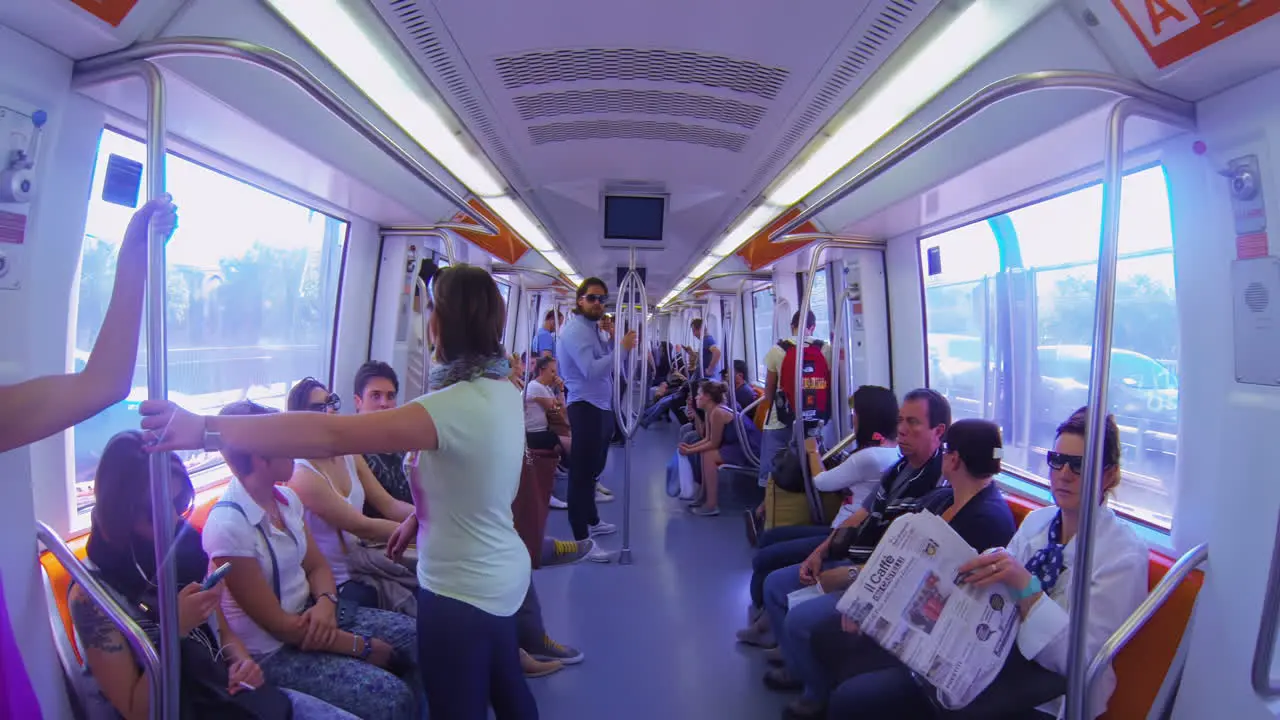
[258,606,423,720]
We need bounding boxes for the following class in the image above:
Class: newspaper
[835,511,1018,708]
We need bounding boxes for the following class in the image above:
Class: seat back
[1099,553,1204,720]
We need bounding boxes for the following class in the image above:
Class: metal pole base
[617,548,634,565]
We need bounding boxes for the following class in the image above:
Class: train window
[496,278,511,306]
[920,165,1179,530]
[751,287,775,383]
[72,128,348,516]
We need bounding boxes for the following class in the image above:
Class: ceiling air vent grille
[512,89,767,129]
[746,0,923,189]
[494,48,790,100]
[1245,282,1269,313]
[382,0,526,186]
[528,119,748,152]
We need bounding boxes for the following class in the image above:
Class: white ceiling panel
[369,0,943,293]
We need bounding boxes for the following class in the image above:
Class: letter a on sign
[1111,0,1280,68]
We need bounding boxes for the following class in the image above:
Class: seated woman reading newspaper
[817,407,1147,720]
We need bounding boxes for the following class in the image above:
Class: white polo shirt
[412,377,530,617]
[202,479,313,657]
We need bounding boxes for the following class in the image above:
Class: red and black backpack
[774,339,831,426]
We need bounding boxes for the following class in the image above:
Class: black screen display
[604,195,664,241]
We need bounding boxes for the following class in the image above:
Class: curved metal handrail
[612,255,650,566]
[794,238,890,523]
[491,264,577,293]
[74,38,497,235]
[381,227,462,265]
[1253,509,1280,698]
[770,70,1195,240]
[1087,543,1207,692]
[36,523,163,717]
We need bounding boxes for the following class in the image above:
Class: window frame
[916,162,1178,536]
[66,125,352,533]
[749,284,775,386]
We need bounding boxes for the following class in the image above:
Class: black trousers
[567,401,613,540]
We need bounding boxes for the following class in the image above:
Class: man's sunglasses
[581,293,607,304]
[307,392,341,413]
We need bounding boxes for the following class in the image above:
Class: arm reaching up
[0,196,178,453]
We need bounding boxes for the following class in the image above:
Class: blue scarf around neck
[428,352,512,392]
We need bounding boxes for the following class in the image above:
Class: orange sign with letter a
[67,0,140,27]
[1111,0,1280,69]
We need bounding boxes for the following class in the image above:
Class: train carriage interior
[1,0,1280,718]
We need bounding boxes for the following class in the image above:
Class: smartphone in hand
[201,562,232,591]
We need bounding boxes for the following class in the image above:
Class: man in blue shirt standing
[690,317,722,379]
[557,277,637,562]
[533,309,562,358]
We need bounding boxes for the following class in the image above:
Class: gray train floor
[527,423,789,719]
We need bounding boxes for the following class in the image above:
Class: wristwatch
[201,418,222,452]
[1015,575,1042,601]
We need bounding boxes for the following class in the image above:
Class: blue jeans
[417,588,538,720]
[750,526,830,608]
[762,562,847,703]
[757,427,791,487]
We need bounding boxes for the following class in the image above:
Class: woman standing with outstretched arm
[140,263,538,720]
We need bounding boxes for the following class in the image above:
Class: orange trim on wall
[448,199,531,265]
[735,207,821,271]
[67,0,140,27]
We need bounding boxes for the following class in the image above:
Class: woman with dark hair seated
[818,408,1147,720]
[679,381,750,517]
[68,431,356,719]
[285,378,417,612]
[737,385,901,648]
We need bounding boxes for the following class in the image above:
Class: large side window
[73,129,348,515]
[751,287,775,383]
[919,165,1179,529]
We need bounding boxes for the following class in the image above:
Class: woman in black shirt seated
[791,419,1017,720]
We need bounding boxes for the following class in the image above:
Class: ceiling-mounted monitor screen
[604,195,665,242]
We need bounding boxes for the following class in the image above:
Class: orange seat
[39,490,226,665]
[1000,495,1203,719]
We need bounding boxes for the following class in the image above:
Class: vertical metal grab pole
[613,248,649,565]
[1063,98,1194,720]
[141,62,178,720]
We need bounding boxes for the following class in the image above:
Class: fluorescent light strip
[483,196,556,253]
[767,0,1050,206]
[266,0,507,198]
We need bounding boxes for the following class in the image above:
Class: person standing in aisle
[556,278,636,562]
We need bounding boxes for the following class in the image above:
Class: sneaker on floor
[595,482,614,496]
[690,506,720,517]
[531,635,584,665]
[735,625,776,649]
[588,520,617,537]
[595,489,615,503]
[541,538,593,567]
[519,649,562,679]
[763,667,802,692]
[549,495,568,510]
[764,647,785,667]
[585,545,612,563]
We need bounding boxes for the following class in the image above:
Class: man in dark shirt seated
[757,389,952,715]
[352,361,413,516]
[728,360,758,411]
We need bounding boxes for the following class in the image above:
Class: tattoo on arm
[70,593,126,654]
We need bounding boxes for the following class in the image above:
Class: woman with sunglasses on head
[68,431,356,719]
[140,264,540,719]
[284,379,417,612]
[821,408,1147,720]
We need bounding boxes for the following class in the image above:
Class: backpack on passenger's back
[774,339,831,426]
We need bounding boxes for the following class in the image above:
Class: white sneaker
[589,521,617,537]
[594,490,615,504]
[549,496,568,510]
[595,482,614,496]
[586,545,612,563]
